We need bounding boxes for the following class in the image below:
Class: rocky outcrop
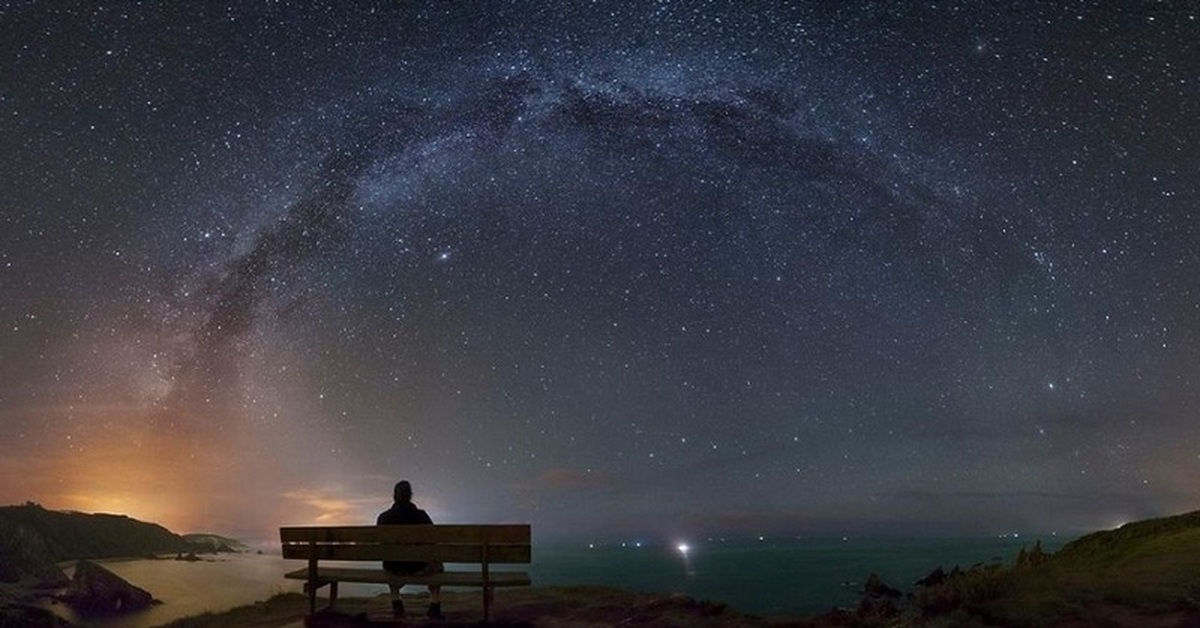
[60,560,155,614]
[0,518,68,588]
[181,533,246,554]
[914,565,949,587]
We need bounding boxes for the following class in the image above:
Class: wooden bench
[280,524,531,621]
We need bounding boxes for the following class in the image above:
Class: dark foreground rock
[60,560,156,614]
[0,518,69,588]
[0,603,74,628]
[0,586,74,628]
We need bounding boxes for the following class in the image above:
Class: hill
[0,504,190,564]
[0,503,243,585]
[900,509,1200,627]
[0,504,249,626]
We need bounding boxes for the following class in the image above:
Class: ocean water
[44,535,1067,626]
[531,536,1067,616]
[47,553,303,628]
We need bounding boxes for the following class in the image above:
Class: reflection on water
[49,553,306,628]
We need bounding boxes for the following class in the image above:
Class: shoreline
[36,536,1052,622]
[10,510,1200,627]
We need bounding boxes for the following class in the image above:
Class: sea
[45,535,1069,627]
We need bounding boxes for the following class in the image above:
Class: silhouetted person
[377,480,443,619]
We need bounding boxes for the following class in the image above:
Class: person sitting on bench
[377,480,443,619]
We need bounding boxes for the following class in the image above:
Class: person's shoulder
[377,505,400,523]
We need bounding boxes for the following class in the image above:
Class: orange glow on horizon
[0,401,265,535]
[0,404,459,541]
[5,433,228,533]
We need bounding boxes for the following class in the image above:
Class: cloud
[536,467,611,490]
[282,485,380,524]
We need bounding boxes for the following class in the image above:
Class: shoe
[391,599,405,618]
[427,602,443,619]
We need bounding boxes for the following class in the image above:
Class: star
[0,0,1196,542]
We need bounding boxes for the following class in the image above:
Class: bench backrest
[279,524,531,564]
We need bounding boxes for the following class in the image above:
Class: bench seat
[283,566,532,587]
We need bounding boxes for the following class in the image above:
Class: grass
[909,510,1200,627]
[154,592,311,628]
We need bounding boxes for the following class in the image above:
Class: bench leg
[329,581,339,610]
[483,585,493,622]
[307,557,318,615]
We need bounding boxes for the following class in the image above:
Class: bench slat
[280,524,530,544]
[283,567,532,587]
[281,543,531,563]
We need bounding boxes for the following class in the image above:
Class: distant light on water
[532,535,1075,616]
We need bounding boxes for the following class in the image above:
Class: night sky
[1,2,1197,542]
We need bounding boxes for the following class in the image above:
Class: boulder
[61,560,155,613]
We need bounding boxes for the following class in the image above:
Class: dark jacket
[377,501,433,574]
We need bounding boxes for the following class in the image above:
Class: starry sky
[1,2,1197,542]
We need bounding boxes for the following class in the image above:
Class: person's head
[393,480,413,503]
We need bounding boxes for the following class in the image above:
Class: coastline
[158,509,1200,628]
[8,509,1200,627]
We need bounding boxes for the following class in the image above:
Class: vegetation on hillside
[905,510,1200,627]
[0,504,191,562]
[0,503,245,587]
